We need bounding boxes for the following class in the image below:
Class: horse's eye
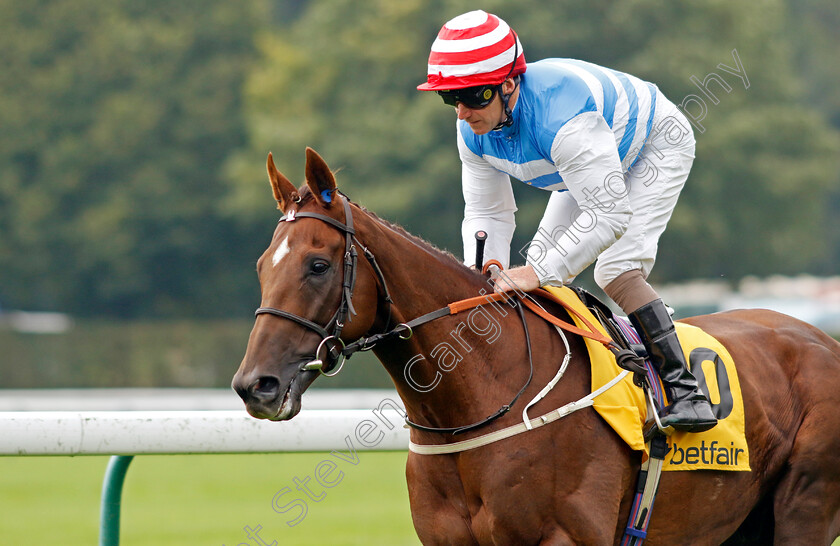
[310,261,330,275]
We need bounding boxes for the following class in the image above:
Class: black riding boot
[628,299,718,434]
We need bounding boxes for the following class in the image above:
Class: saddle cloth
[543,286,750,472]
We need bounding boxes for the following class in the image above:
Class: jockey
[418,10,717,434]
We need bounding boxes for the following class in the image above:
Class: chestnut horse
[233,148,840,545]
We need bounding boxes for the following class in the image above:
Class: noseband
[255,193,392,376]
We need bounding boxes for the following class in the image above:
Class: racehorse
[233,148,840,545]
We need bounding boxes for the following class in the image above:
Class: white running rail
[0,408,410,456]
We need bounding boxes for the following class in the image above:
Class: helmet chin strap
[492,76,519,131]
[492,32,520,131]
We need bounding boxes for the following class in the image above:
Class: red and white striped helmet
[418,10,526,91]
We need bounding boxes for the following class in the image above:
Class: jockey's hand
[493,265,540,294]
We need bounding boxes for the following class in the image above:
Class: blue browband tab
[321,189,333,203]
[624,527,647,539]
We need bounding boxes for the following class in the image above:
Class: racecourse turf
[4,453,840,545]
[0,451,419,545]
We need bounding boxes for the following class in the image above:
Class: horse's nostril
[253,376,281,398]
[234,373,284,404]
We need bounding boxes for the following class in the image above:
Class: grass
[5,453,839,545]
[0,452,419,545]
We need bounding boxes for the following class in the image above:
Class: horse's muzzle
[232,372,282,419]
[232,365,316,421]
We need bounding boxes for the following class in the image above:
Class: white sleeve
[526,112,633,285]
[458,126,517,268]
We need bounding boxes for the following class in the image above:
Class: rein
[255,193,631,436]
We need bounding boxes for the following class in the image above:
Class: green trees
[225,0,460,244]
[786,0,840,274]
[1,0,838,317]
[612,1,840,281]
[0,0,265,316]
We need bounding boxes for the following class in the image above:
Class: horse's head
[232,148,381,420]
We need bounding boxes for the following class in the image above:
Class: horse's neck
[365,221,481,308]
[360,213,533,430]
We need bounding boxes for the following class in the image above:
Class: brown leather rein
[449,282,615,347]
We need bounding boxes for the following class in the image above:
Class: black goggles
[437,85,499,109]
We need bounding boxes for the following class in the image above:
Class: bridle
[255,192,393,376]
[252,191,639,436]
[253,191,537,435]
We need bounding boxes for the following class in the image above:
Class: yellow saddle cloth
[544,286,750,472]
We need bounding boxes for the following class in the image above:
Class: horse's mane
[296,186,469,272]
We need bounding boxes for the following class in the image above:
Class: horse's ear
[266,152,300,211]
[304,147,337,208]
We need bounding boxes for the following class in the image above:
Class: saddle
[561,286,705,442]
[550,285,748,468]
[566,287,650,383]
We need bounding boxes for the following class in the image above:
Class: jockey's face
[454,78,518,135]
